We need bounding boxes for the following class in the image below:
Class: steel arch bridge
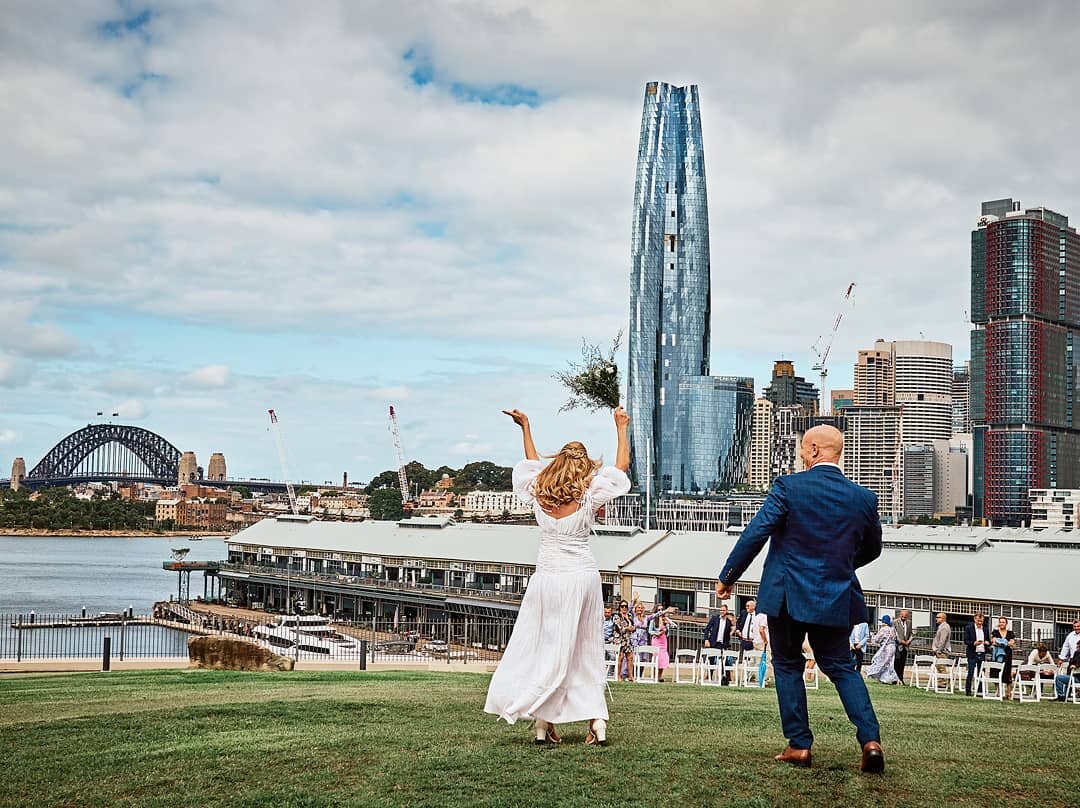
[28,424,181,484]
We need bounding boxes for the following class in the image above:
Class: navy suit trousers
[769,605,881,750]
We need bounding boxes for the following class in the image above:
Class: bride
[483,406,631,746]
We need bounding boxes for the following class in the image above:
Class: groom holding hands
[715,425,885,773]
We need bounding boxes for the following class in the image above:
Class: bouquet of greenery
[555,332,622,412]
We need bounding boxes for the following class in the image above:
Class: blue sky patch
[403,46,542,107]
[97,8,153,41]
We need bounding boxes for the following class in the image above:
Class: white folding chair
[1038,668,1060,701]
[698,648,722,687]
[978,661,1005,700]
[1014,665,1041,703]
[928,657,955,694]
[1066,672,1080,704]
[803,655,820,690]
[741,650,765,688]
[604,643,620,682]
[722,650,741,686]
[633,645,659,684]
[953,658,969,694]
[911,655,936,689]
[674,649,698,684]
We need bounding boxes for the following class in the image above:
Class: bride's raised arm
[613,406,630,472]
[503,409,539,460]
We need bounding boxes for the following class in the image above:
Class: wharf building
[626,81,752,496]
[219,516,1080,651]
[971,198,1080,526]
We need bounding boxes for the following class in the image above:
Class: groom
[715,425,884,773]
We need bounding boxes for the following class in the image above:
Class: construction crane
[388,405,410,506]
[810,281,856,415]
[268,409,299,516]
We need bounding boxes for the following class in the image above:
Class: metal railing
[220,562,527,603]
[0,608,515,665]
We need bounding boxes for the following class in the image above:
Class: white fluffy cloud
[0,429,17,445]
[186,364,231,389]
[114,399,148,420]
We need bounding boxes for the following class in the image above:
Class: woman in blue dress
[865,615,899,685]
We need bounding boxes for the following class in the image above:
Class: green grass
[0,670,1077,807]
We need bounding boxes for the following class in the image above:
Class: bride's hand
[614,406,630,428]
[502,409,529,428]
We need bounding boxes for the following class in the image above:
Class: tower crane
[810,281,856,415]
[388,405,411,506]
[268,409,299,516]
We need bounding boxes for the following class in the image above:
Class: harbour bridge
[0,423,288,493]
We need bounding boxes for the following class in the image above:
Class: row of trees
[363,460,513,495]
[0,488,156,531]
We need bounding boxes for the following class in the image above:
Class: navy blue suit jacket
[718,465,882,629]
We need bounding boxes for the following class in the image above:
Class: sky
[2,1,1079,484]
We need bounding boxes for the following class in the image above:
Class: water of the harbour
[0,535,227,615]
[0,536,227,658]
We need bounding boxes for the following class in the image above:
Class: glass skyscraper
[627,82,752,495]
[971,198,1080,525]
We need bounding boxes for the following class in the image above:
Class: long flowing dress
[864,625,899,684]
[650,618,670,672]
[484,460,631,725]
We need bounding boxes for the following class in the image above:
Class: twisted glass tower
[627,82,751,495]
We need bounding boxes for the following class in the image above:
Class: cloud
[102,369,160,396]
[451,440,493,456]
[370,386,411,401]
[0,302,79,359]
[0,429,17,445]
[0,353,29,387]
[114,399,148,420]
[186,364,231,388]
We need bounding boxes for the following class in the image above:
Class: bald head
[800,425,844,468]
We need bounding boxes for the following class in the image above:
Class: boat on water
[252,615,360,656]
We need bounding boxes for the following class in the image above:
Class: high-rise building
[1029,488,1080,530]
[952,362,971,435]
[853,345,894,406]
[627,81,751,495]
[902,445,935,517]
[771,405,803,480]
[842,406,902,521]
[932,438,969,518]
[746,397,774,490]
[971,199,1080,525]
[764,360,820,413]
[831,389,855,412]
[893,340,953,446]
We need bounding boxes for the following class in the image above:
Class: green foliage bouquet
[555,332,622,412]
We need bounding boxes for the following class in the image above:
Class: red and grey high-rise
[971,198,1080,525]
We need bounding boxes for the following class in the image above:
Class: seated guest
[1053,619,1080,701]
[1028,643,1057,677]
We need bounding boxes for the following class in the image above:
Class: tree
[454,461,512,492]
[365,470,401,495]
[232,485,252,499]
[368,488,404,521]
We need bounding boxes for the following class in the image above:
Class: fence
[0,607,515,666]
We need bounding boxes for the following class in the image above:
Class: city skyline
[2,4,1079,482]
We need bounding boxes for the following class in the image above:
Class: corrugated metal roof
[228,517,661,573]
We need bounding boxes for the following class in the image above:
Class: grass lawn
[1,670,1077,807]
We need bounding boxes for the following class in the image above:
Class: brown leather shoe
[860,741,885,773]
[774,746,812,767]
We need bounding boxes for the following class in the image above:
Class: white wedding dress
[484,459,631,725]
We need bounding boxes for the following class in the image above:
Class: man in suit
[964,612,991,696]
[893,610,913,685]
[704,604,734,684]
[716,425,884,773]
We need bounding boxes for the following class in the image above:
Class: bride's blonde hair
[532,441,601,511]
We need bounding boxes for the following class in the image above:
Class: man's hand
[715,580,732,600]
[703,640,711,648]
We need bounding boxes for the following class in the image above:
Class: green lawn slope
[0,670,1075,807]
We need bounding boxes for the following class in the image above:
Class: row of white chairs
[908,654,1079,703]
[603,645,815,689]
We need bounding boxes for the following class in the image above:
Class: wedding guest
[864,615,898,684]
[990,616,1016,699]
[611,601,635,682]
[1053,619,1080,701]
[893,610,913,685]
[1027,642,1057,677]
[735,600,767,653]
[802,635,817,683]
[964,612,991,696]
[703,605,734,684]
[630,596,663,652]
[650,610,675,682]
[603,606,614,643]
[932,613,952,674]
[850,620,869,672]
